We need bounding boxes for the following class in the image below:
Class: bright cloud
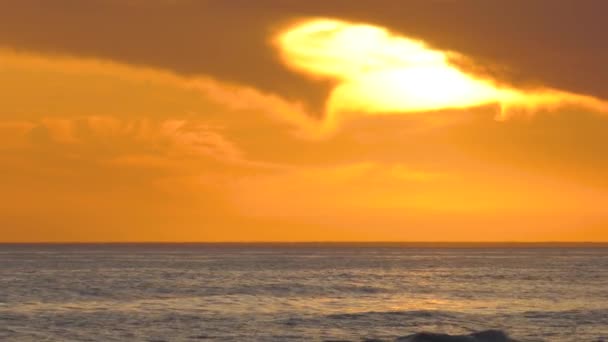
[276,19,608,131]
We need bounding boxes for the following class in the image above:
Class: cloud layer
[1,4,608,241]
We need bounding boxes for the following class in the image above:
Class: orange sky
[1,1,608,242]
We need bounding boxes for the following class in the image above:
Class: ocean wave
[326,310,461,320]
[394,330,517,342]
[320,330,519,342]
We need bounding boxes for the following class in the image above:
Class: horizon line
[2,241,608,246]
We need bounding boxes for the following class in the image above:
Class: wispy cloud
[0,49,319,137]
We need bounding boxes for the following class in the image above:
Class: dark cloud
[2,0,608,114]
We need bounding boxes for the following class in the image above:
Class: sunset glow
[1,3,608,242]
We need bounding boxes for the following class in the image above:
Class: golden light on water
[276,19,608,131]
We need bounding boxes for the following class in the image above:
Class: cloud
[2,19,608,242]
[0,50,310,241]
[23,117,244,165]
[275,18,608,131]
[4,1,608,112]
[0,49,318,136]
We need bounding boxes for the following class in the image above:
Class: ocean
[1,244,607,341]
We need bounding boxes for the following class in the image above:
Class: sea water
[1,244,607,341]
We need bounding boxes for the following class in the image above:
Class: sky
[1,0,608,242]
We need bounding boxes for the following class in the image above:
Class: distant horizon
[3,241,608,246]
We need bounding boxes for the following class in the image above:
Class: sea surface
[1,244,607,341]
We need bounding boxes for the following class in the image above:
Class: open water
[1,244,607,341]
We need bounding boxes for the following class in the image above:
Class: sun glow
[276,19,608,131]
